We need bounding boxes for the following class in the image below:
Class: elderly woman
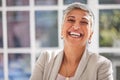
[30,2,113,80]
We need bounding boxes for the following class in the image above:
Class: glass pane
[0,53,4,80]
[8,53,31,80]
[99,0,120,4]
[35,0,57,5]
[0,12,3,48]
[0,0,2,6]
[99,9,120,47]
[116,66,120,80]
[35,11,58,47]
[100,53,120,80]
[7,0,29,6]
[64,0,87,4]
[7,11,30,48]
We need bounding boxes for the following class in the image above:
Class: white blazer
[30,49,113,80]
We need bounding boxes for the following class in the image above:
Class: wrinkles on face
[62,9,93,46]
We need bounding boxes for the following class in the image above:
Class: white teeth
[70,32,80,36]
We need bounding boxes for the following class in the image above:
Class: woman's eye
[80,21,88,25]
[67,19,75,22]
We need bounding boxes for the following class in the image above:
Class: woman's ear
[89,26,93,39]
[61,32,63,39]
[89,31,93,40]
[88,32,93,44]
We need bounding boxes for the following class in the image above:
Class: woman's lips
[68,31,84,38]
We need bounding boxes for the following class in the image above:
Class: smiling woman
[61,8,93,47]
[30,2,113,80]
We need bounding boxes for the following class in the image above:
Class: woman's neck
[63,44,86,64]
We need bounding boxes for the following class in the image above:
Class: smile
[68,31,84,38]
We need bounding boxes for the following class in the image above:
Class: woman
[30,2,113,80]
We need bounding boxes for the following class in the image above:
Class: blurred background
[0,0,120,80]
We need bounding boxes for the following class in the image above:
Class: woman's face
[62,9,93,46]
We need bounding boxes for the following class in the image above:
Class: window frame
[0,0,120,79]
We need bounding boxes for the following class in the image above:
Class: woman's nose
[73,23,80,30]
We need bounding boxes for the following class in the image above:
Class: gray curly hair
[63,2,94,31]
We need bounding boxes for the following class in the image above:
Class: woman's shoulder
[37,50,63,63]
[88,52,112,68]
[87,52,113,79]
[88,51,110,62]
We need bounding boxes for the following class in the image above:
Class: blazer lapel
[49,51,63,80]
[73,49,90,80]
[47,49,91,80]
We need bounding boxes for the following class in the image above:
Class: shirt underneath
[56,74,74,80]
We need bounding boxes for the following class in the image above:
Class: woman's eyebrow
[81,17,89,22]
[67,16,75,18]
[67,16,90,22]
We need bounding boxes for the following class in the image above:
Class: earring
[88,39,91,44]
[61,35,63,39]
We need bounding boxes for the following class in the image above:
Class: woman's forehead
[67,9,90,16]
[66,9,91,21]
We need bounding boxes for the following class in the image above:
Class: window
[35,0,57,5]
[6,0,29,6]
[8,53,30,80]
[64,0,87,4]
[0,12,3,47]
[7,11,30,48]
[0,53,4,80]
[99,0,120,4]
[99,0,120,80]
[116,66,120,80]
[99,9,120,47]
[0,0,120,80]
[100,53,120,80]
[35,11,58,47]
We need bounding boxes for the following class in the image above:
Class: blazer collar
[49,49,90,80]
[74,49,90,80]
[49,51,63,80]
